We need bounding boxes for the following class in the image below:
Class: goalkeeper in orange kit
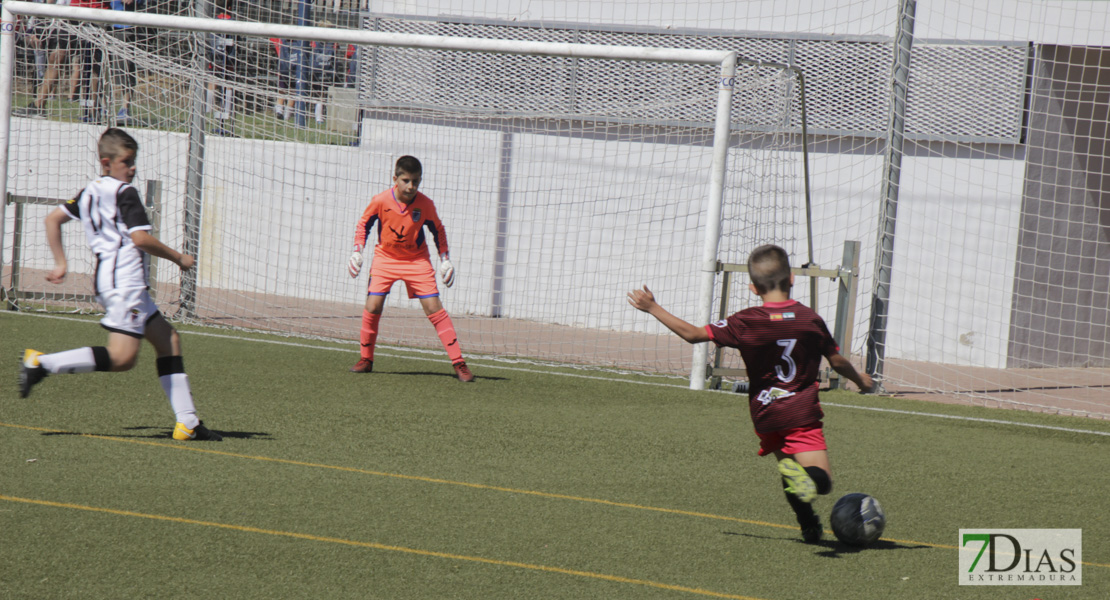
[348,155,474,382]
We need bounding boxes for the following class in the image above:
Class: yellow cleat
[19,349,47,398]
[23,349,44,367]
[778,457,818,503]
[172,421,222,441]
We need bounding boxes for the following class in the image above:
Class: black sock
[782,480,818,526]
[805,466,833,495]
[156,355,185,376]
[91,346,112,372]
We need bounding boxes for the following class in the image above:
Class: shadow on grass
[724,530,931,555]
[810,538,931,557]
[43,425,273,441]
[389,370,508,382]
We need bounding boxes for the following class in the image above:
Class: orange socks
[360,311,381,360]
[428,309,463,364]
[363,309,462,363]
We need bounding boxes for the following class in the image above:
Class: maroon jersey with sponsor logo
[705,300,838,433]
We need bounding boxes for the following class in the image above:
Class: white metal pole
[867,0,916,388]
[0,6,17,285]
[3,3,731,66]
[689,53,736,390]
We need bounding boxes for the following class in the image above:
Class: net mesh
[6,0,1110,418]
[5,9,806,377]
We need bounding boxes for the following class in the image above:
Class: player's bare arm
[827,352,874,393]
[627,285,711,344]
[44,208,71,284]
[131,230,195,271]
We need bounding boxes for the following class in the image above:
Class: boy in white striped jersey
[19,128,220,441]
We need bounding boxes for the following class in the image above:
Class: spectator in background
[14,6,50,97]
[109,0,142,124]
[205,12,237,135]
[17,1,76,118]
[309,39,337,124]
[70,0,109,123]
[345,44,358,88]
[270,37,294,121]
[307,22,341,125]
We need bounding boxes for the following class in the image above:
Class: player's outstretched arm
[627,285,710,344]
[131,230,195,271]
[827,353,874,393]
[44,207,71,284]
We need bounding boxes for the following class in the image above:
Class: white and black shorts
[97,287,161,338]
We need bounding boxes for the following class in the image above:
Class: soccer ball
[830,493,886,547]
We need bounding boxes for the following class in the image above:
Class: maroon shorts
[755,421,827,456]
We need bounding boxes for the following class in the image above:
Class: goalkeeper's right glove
[438,255,455,288]
[348,245,364,278]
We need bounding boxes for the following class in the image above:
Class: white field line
[819,402,1110,437]
[8,311,1110,437]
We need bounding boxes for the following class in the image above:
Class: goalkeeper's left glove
[438,254,455,288]
[348,245,364,278]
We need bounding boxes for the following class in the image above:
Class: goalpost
[0,2,815,389]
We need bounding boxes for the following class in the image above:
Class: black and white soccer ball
[830,493,886,547]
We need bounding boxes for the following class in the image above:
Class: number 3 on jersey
[775,339,797,382]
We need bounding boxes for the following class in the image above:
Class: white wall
[4,117,1025,367]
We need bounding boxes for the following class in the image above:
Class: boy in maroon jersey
[628,244,872,543]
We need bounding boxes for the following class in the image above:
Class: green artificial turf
[2,311,1107,599]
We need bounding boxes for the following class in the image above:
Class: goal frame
[0,1,739,389]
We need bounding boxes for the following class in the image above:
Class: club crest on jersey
[411,209,421,223]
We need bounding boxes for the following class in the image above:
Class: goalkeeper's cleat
[778,458,817,503]
[801,518,824,544]
[19,349,48,399]
[349,358,374,373]
[453,361,475,383]
[172,421,222,441]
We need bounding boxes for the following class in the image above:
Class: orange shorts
[367,252,439,299]
[755,422,827,456]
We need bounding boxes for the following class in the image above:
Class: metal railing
[707,240,860,390]
[4,180,162,310]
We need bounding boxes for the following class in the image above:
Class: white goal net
[1,3,809,384]
[7,0,1109,420]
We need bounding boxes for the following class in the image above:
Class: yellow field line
[3,421,1107,569]
[0,421,795,530]
[0,493,768,600]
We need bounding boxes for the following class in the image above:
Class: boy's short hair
[98,128,138,161]
[395,155,422,176]
[748,244,792,294]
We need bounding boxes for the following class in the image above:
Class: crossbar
[3,3,733,65]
